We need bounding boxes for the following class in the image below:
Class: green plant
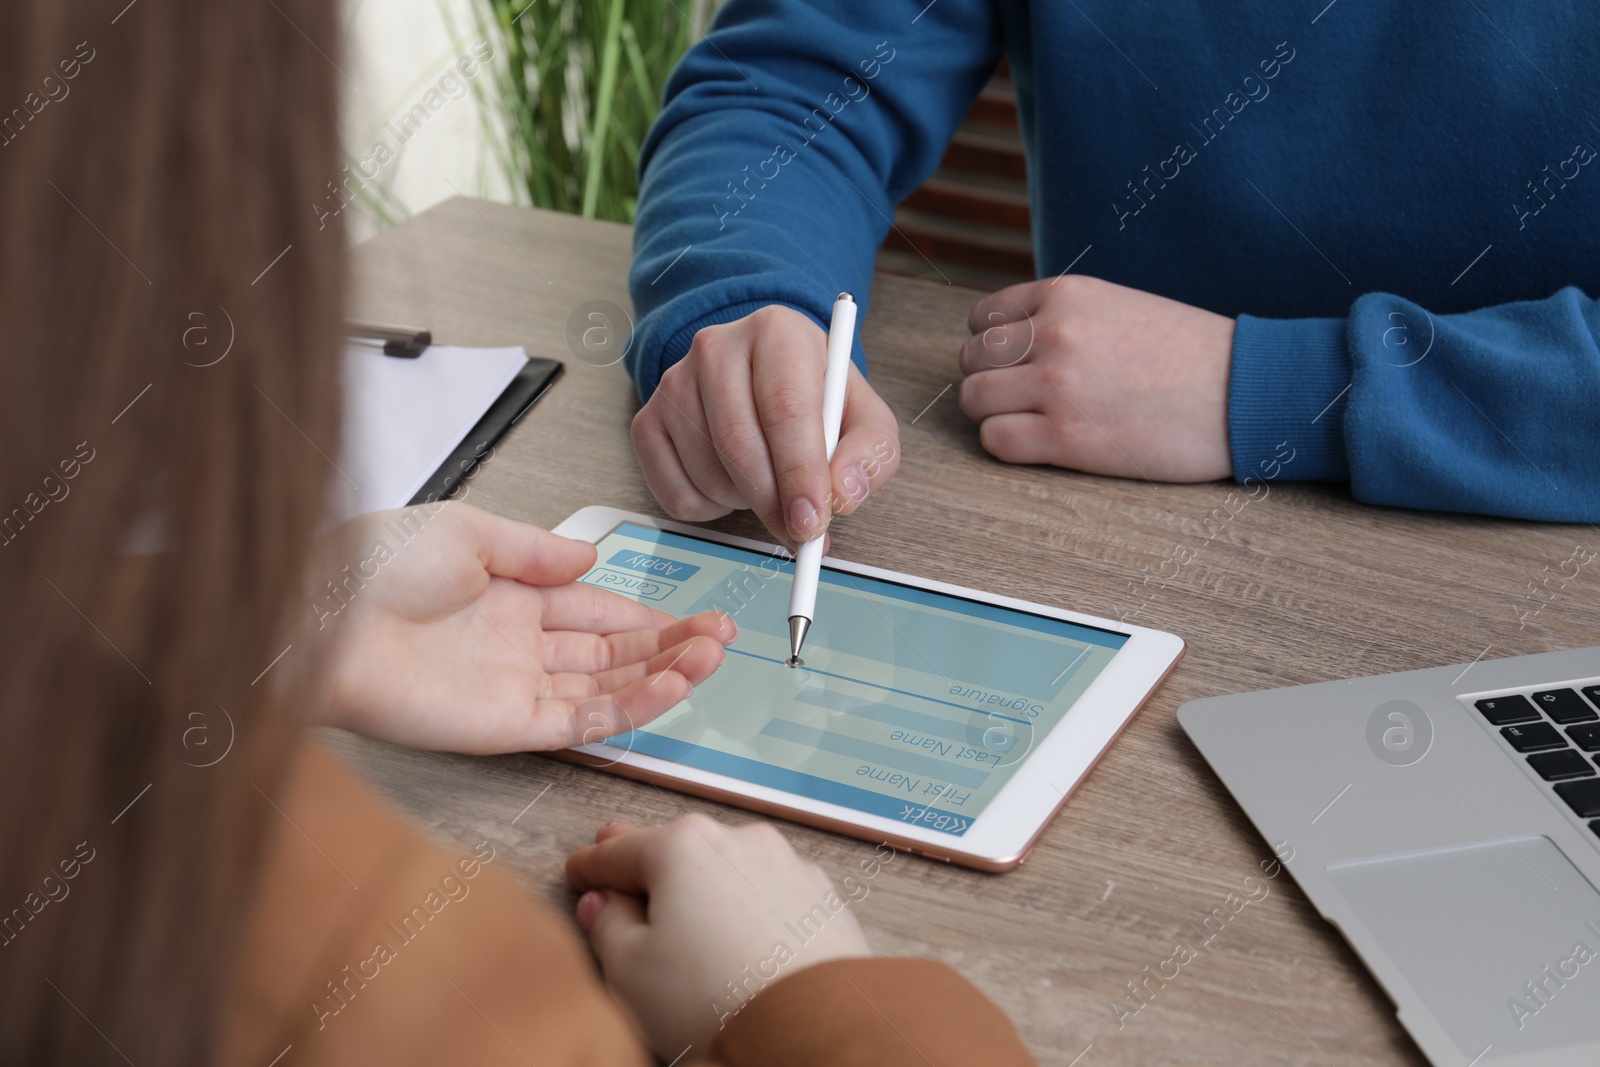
[466,0,711,223]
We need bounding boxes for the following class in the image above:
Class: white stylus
[787,292,857,667]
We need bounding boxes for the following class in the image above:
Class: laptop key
[1500,722,1567,752]
[1554,778,1600,819]
[1592,819,1600,840]
[1475,695,1540,725]
[1532,688,1600,724]
[1569,723,1600,751]
[1584,684,1600,710]
[1527,749,1596,781]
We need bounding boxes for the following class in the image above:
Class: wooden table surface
[340,197,1598,1066]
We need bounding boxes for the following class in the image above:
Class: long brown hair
[0,1,345,1061]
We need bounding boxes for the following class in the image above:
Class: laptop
[1179,646,1600,1067]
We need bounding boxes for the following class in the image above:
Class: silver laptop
[1180,646,1600,1067]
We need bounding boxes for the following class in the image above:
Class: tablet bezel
[550,505,1185,872]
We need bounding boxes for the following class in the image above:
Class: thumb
[829,367,901,518]
[460,504,597,585]
[579,889,649,972]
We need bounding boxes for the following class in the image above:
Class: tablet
[551,506,1185,871]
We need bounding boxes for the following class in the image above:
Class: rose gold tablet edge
[985,638,1188,869]
[544,746,1014,871]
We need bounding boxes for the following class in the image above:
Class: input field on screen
[726,647,1034,726]
[793,685,1019,752]
[686,560,1107,701]
[760,718,992,787]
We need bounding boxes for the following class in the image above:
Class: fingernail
[576,889,604,929]
[789,497,823,539]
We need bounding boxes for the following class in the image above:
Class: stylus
[787,292,857,667]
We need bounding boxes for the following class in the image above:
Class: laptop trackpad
[1328,837,1600,1061]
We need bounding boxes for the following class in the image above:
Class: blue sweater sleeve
[626,0,1002,399]
[1229,287,1600,522]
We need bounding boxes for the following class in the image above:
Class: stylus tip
[787,615,810,666]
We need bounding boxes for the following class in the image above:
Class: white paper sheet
[333,340,528,519]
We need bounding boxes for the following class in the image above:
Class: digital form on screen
[580,523,1128,836]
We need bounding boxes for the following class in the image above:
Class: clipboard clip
[346,320,432,359]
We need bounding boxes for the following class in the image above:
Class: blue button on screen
[606,550,702,582]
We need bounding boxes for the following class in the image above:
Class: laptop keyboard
[1474,685,1600,840]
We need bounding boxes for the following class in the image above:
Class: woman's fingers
[566,823,664,895]
[543,634,727,700]
[540,655,711,749]
[526,611,734,751]
[537,582,676,634]
[577,889,648,969]
[455,504,600,585]
[542,611,736,675]
[591,632,729,691]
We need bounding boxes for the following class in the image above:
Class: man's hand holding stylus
[631,305,901,550]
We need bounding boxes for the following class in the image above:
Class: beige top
[219,741,1037,1066]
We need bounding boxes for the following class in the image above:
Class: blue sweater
[627,0,1600,522]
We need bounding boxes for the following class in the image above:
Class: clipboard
[340,321,565,515]
[406,355,563,505]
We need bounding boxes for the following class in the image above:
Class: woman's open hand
[312,503,734,754]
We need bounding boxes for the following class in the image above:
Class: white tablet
[551,506,1185,871]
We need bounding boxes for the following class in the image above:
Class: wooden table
[341,197,1598,1066]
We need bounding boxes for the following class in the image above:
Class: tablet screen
[580,522,1128,836]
